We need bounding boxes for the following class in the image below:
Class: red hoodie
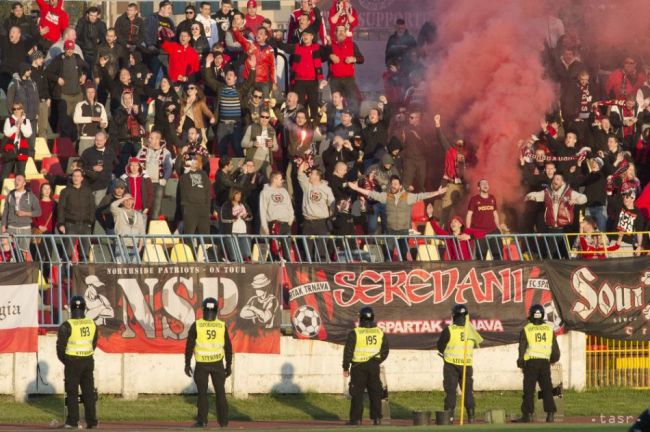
[37,0,69,43]
[161,41,200,82]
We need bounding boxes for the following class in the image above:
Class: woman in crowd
[220,188,253,261]
[177,84,215,146]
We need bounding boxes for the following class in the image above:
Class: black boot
[373,418,382,425]
[446,409,454,425]
[546,412,555,423]
[516,413,533,423]
[192,422,208,428]
[467,408,475,424]
[345,420,361,426]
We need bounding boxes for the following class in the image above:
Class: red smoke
[426,1,556,206]
[565,0,650,69]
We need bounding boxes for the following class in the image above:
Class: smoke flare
[426,0,556,205]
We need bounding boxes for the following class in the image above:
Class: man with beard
[349,175,446,260]
[466,179,506,259]
[525,172,587,258]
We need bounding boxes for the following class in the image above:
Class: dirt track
[0,416,619,431]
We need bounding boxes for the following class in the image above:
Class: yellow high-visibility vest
[194,319,226,363]
[65,318,96,357]
[443,324,475,366]
[523,323,553,361]
[352,327,384,363]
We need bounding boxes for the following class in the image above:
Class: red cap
[247,0,257,7]
[64,40,75,50]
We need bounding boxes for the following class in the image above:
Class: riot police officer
[342,307,389,426]
[185,297,232,428]
[56,295,98,429]
[437,304,481,424]
[517,304,560,423]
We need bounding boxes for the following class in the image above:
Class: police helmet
[452,304,468,318]
[70,295,86,318]
[202,297,218,321]
[359,307,374,322]
[529,304,545,320]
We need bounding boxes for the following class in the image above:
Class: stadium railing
[2,232,648,326]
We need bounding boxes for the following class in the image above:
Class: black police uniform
[185,299,233,428]
[437,311,476,423]
[342,308,389,425]
[56,297,99,429]
[517,305,560,423]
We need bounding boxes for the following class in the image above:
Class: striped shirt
[219,87,241,120]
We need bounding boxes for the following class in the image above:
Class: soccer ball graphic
[292,305,321,338]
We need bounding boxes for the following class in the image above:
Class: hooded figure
[7,62,39,123]
[110,90,146,173]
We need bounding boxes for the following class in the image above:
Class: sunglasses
[186,11,195,15]
[252,95,263,99]
[188,86,197,90]
[12,107,22,111]
[260,115,270,119]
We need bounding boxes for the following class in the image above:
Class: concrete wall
[2,332,585,401]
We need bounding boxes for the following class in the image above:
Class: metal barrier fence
[586,336,650,389]
[3,232,649,388]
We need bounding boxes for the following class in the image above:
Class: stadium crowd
[0,0,649,263]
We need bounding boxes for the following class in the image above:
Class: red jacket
[284,42,324,83]
[543,186,575,228]
[605,69,646,99]
[37,0,69,43]
[161,41,200,82]
[429,218,485,261]
[233,30,276,84]
[328,3,359,38]
[328,37,363,79]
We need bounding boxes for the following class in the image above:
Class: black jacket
[214,170,238,208]
[56,319,99,363]
[185,321,233,369]
[361,107,391,161]
[30,65,50,99]
[45,53,88,99]
[109,106,146,144]
[114,13,146,49]
[179,170,211,209]
[2,14,39,44]
[203,66,256,122]
[57,184,95,226]
[342,323,389,371]
[80,146,116,192]
[0,37,32,75]
[75,16,107,57]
